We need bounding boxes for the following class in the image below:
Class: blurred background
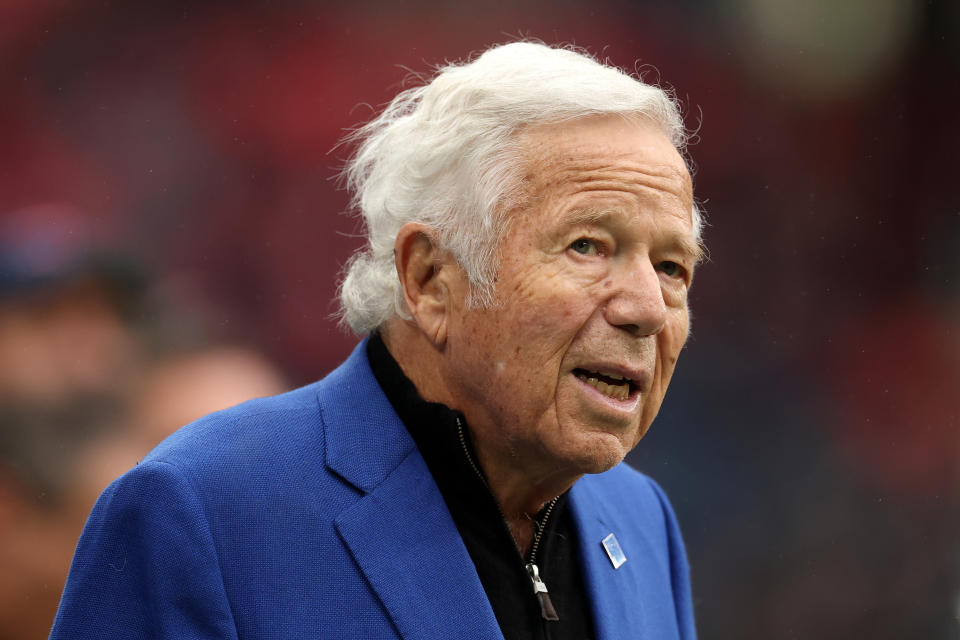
[1,0,957,637]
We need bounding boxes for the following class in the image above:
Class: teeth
[575,371,631,401]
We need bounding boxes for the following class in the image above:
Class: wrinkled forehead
[515,114,693,206]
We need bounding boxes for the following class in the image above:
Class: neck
[455,412,573,556]
[483,472,570,557]
[471,440,577,536]
[381,319,579,553]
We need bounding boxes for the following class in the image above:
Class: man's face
[441,114,699,482]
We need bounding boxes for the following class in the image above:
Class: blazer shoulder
[142,380,327,471]
[578,462,669,515]
[574,463,691,556]
[134,339,383,495]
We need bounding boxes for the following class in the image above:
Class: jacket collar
[317,338,417,493]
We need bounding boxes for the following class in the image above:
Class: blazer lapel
[318,341,503,640]
[569,479,648,639]
[335,451,502,640]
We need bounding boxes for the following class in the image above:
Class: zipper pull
[525,562,560,621]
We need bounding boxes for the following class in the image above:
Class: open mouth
[573,368,635,401]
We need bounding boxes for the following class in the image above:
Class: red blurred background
[1,1,957,637]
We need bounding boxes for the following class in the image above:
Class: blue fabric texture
[50,339,696,639]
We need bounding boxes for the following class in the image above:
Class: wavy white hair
[338,41,700,334]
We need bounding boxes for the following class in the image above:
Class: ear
[393,223,461,346]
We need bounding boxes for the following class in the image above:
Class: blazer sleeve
[49,460,239,639]
[648,477,697,640]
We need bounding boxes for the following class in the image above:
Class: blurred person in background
[0,204,144,639]
[0,204,286,638]
[51,42,702,639]
[0,342,288,640]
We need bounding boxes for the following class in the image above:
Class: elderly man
[52,42,702,639]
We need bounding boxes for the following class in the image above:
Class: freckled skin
[432,115,700,516]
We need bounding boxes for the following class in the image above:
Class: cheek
[501,273,587,337]
[660,278,688,309]
[481,302,581,409]
[657,310,690,373]
[488,262,603,388]
[512,301,588,372]
[640,317,689,435]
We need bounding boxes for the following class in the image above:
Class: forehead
[516,115,693,211]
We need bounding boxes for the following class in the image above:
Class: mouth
[573,368,636,401]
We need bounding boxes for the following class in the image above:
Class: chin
[560,432,632,475]
[578,457,622,476]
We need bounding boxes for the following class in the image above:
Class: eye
[570,238,600,256]
[656,261,684,278]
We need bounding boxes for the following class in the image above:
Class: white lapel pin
[601,533,627,569]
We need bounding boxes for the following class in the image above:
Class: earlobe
[394,223,454,346]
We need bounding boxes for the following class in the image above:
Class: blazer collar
[317,338,417,493]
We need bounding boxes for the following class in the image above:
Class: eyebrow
[564,207,706,264]
[669,235,707,266]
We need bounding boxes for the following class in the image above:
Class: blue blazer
[51,340,696,639]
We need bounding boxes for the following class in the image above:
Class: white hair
[338,41,700,334]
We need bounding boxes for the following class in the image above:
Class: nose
[603,259,666,336]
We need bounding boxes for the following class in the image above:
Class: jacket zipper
[456,417,561,621]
